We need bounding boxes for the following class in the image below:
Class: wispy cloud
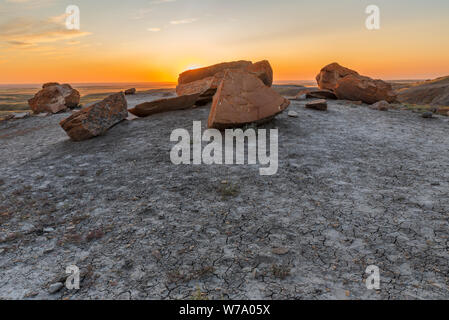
[147,28,161,32]
[0,16,91,47]
[170,18,197,25]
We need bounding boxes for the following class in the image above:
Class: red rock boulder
[246,60,273,87]
[178,60,252,85]
[334,74,396,104]
[60,92,128,141]
[129,93,200,117]
[29,83,80,114]
[208,69,290,129]
[316,63,359,91]
[316,63,396,104]
[176,60,274,103]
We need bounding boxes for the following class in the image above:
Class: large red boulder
[208,69,290,129]
[28,83,80,114]
[60,92,128,141]
[178,60,252,85]
[176,60,274,101]
[334,74,397,104]
[129,93,200,117]
[316,63,396,104]
[246,60,273,87]
[316,63,359,91]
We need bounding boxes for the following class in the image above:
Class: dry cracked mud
[0,91,448,300]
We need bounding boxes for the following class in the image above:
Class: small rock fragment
[305,99,328,111]
[422,112,433,118]
[48,282,64,294]
[288,111,299,118]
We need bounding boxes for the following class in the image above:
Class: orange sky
[1,0,449,84]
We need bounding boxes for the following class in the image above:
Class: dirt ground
[0,90,448,300]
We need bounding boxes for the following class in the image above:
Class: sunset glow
[1,0,449,84]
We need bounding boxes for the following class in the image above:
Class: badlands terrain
[1,87,448,299]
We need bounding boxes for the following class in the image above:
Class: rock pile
[28,83,80,114]
[316,63,396,104]
[60,92,128,141]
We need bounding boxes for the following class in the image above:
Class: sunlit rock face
[208,69,290,129]
[29,83,80,114]
[316,63,396,104]
[60,92,128,141]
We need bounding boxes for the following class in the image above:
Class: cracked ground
[0,91,448,300]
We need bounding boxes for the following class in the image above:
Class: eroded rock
[60,92,128,141]
[208,69,290,129]
[305,99,328,111]
[29,83,80,114]
[129,93,200,117]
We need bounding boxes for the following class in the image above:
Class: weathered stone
[48,282,64,294]
[288,111,299,118]
[335,74,397,104]
[316,63,359,91]
[305,99,328,111]
[60,92,128,141]
[246,60,273,87]
[176,60,274,106]
[208,69,290,129]
[306,89,337,100]
[422,112,433,119]
[178,60,252,85]
[316,63,396,104]
[29,83,80,114]
[125,88,136,95]
[129,93,200,117]
[370,100,390,111]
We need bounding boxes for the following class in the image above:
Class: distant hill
[396,76,449,106]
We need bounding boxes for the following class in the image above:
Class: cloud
[0,16,91,47]
[147,28,161,32]
[170,18,197,25]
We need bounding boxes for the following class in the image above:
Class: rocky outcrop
[396,76,449,106]
[176,60,274,101]
[129,93,200,117]
[316,63,396,104]
[208,69,290,129]
[29,83,80,114]
[178,60,252,85]
[305,99,328,111]
[316,63,359,92]
[246,60,273,87]
[125,88,136,95]
[334,74,397,104]
[60,92,128,141]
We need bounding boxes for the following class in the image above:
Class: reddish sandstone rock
[176,60,274,102]
[306,89,337,100]
[246,60,273,87]
[178,60,252,85]
[129,93,200,117]
[335,74,396,104]
[208,69,290,129]
[60,92,128,141]
[316,63,359,91]
[305,99,328,111]
[316,63,396,104]
[29,83,80,114]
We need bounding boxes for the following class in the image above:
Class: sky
[0,0,448,84]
